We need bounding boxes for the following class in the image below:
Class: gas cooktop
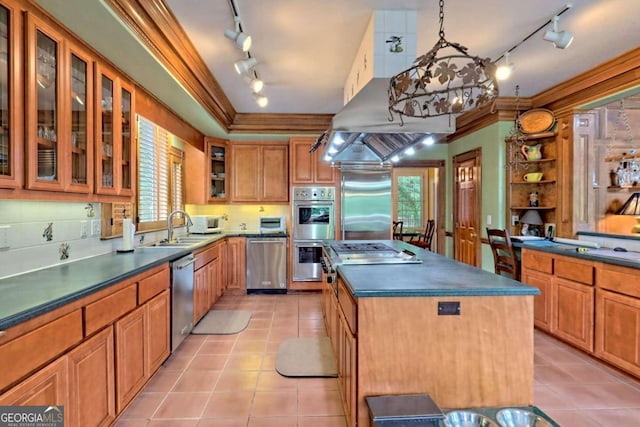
[327,242,422,265]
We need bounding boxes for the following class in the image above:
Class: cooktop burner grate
[331,242,395,253]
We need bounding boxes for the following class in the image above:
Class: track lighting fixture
[543,15,574,49]
[254,93,268,108]
[234,58,257,74]
[245,76,264,93]
[224,17,251,51]
[495,52,515,81]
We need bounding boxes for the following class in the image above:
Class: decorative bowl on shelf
[211,173,217,178]
[218,173,225,178]
[213,152,224,158]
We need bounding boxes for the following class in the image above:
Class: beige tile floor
[114,293,640,427]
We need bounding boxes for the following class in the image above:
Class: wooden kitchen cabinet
[226,237,246,292]
[94,61,135,196]
[0,0,22,189]
[595,263,640,378]
[146,290,170,374]
[0,355,68,407]
[230,142,289,202]
[290,136,337,185]
[193,265,209,324]
[551,256,594,352]
[207,138,228,202]
[520,249,553,331]
[25,13,94,193]
[67,326,115,427]
[114,305,146,412]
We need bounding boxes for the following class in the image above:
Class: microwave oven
[190,215,225,234]
[259,216,286,234]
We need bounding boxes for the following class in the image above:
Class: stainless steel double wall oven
[292,186,335,281]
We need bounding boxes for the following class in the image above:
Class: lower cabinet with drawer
[0,263,170,427]
[595,263,640,378]
[521,249,595,352]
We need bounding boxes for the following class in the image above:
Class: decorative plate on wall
[517,108,556,134]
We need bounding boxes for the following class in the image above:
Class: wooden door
[453,150,481,266]
[115,305,146,412]
[146,290,170,375]
[67,326,115,427]
[0,356,68,407]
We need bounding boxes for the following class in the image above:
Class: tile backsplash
[0,200,113,279]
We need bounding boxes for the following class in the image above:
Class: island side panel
[356,295,534,426]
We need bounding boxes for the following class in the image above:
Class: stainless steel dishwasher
[171,253,196,352]
[246,237,287,293]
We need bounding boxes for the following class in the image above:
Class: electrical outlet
[486,215,492,226]
[91,220,101,236]
[511,215,520,226]
[80,221,88,238]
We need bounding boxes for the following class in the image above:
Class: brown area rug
[191,310,251,335]
[276,336,338,377]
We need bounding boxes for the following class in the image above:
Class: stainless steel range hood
[313,10,456,165]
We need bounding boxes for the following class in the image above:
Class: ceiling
[163,0,640,115]
[35,0,640,136]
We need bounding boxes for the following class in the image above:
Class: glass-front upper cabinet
[26,15,64,191]
[120,84,134,196]
[66,42,93,193]
[95,62,134,196]
[0,1,20,189]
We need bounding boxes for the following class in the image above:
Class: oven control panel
[292,186,334,201]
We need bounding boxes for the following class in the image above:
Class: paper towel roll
[122,218,133,251]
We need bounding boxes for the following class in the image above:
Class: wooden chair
[486,228,519,281]
[410,220,435,251]
[392,221,404,240]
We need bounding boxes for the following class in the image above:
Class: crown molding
[228,113,332,134]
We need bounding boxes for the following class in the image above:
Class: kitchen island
[322,240,539,427]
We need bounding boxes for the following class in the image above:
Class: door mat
[276,336,338,377]
[191,310,251,335]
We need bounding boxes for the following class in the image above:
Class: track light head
[234,58,257,74]
[495,52,514,81]
[254,93,268,108]
[543,15,574,49]
[245,76,264,93]
[224,17,252,51]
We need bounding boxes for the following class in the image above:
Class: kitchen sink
[143,234,216,248]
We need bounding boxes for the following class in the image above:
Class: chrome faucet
[167,210,193,242]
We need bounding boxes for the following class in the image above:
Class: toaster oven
[190,215,224,234]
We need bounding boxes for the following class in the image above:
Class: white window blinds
[137,115,169,223]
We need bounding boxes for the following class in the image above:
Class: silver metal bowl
[444,411,498,427]
[496,408,553,427]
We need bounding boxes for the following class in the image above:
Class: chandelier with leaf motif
[388,0,498,121]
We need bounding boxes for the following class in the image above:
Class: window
[136,115,184,231]
[396,175,423,229]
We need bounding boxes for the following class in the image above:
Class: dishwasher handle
[248,239,286,244]
[174,256,196,270]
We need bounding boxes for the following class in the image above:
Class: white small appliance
[190,215,224,234]
[259,216,286,234]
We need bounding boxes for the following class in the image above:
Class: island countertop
[329,240,540,298]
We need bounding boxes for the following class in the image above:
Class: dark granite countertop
[332,240,539,298]
[515,240,640,268]
[0,231,288,331]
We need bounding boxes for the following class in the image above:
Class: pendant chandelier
[388,0,498,121]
